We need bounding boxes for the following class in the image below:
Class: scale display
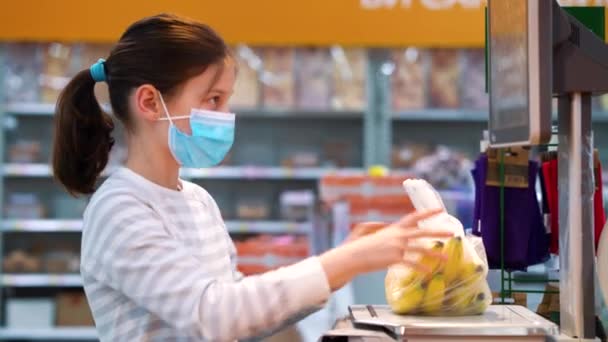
[488,0,552,147]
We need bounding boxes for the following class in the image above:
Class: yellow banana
[422,273,446,314]
[446,285,473,315]
[388,283,426,314]
[456,262,484,288]
[443,236,464,285]
[419,240,445,277]
[466,292,489,315]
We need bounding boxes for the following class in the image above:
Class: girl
[52,13,448,342]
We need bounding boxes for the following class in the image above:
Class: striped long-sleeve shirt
[80,167,331,341]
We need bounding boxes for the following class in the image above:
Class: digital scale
[320,305,564,341]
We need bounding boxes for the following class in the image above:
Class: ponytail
[52,69,115,196]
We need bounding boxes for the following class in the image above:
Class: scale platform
[347,305,559,341]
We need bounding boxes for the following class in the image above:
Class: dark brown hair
[52,14,229,195]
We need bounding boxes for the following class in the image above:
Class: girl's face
[161,57,236,134]
[133,57,236,166]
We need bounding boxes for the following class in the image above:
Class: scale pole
[558,92,596,339]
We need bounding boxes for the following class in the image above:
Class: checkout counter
[319,0,608,340]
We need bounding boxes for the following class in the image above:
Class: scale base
[320,305,564,341]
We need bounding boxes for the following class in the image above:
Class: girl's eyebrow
[206,88,234,96]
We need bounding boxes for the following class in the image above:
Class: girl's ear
[133,84,164,121]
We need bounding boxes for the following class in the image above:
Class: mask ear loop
[157,91,186,173]
[157,92,176,125]
[157,93,192,122]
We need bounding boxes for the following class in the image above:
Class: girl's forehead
[183,59,236,94]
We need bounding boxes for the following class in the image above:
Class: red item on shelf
[594,162,606,251]
[542,160,559,255]
[542,158,606,255]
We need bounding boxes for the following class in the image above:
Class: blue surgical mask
[158,93,235,168]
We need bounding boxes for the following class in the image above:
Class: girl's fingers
[403,246,447,261]
[398,208,443,227]
[401,260,432,275]
[403,229,454,240]
[354,222,387,235]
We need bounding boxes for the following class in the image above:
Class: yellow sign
[0,0,605,47]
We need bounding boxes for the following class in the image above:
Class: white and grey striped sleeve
[83,195,331,341]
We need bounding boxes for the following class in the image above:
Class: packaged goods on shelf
[5,193,46,219]
[411,146,474,190]
[391,142,432,169]
[281,151,320,168]
[295,48,331,110]
[391,48,426,111]
[319,173,416,228]
[236,198,271,220]
[231,45,261,108]
[3,250,43,273]
[319,173,414,204]
[56,292,95,326]
[40,43,75,104]
[429,49,461,109]
[323,140,352,168]
[280,190,314,222]
[5,43,43,103]
[235,235,309,275]
[261,47,295,108]
[462,49,488,110]
[44,250,79,274]
[8,140,42,163]
[6,298,55,328]
[331,47,366,110]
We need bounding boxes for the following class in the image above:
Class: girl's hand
[319,209,452,290]
[344,222,386,243]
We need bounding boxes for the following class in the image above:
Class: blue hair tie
[90,58,107,83]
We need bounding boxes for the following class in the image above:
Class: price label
[283,223,294,233]
[4,275,14,286]
[283,167,295,179]
[48,275,61,286]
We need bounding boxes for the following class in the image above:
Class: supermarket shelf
[226,220,311,234]
[1,219,311,234]
[2,163,118,178]
[2,274,83,287]
[392,109,489,122]
[238,255,304,266]
[5,102,363,119]
[236,108,363,119]
[1,219,82,232]
[8,102,608,123]
[181,166,363,180]
[393,109,608,123]
[3,164,363,180]
[3,163,53,177]
[0,327,97,340]
[5,102,56,116]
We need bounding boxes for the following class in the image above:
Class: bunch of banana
[386,236,490,316]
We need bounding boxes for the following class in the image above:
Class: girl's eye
[208,96,220,106]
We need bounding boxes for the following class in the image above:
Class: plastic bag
[385,179,492,316]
